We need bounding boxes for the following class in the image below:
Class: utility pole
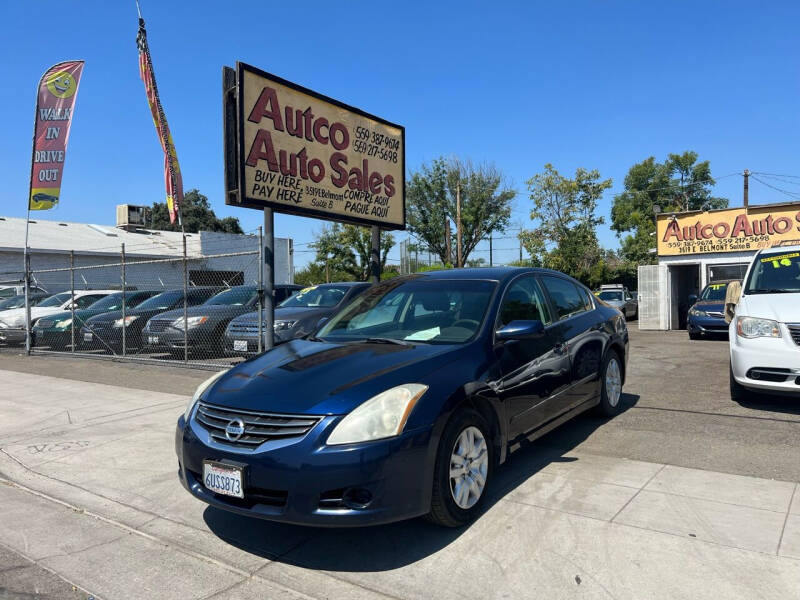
[456,181,462,268]
[445,218,452,266]
[489,233,493,267]
[743,169,750,209]
[519,230,523,263]
[370,226,381,284]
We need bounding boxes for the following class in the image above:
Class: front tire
[595,350,624,417]
[688,330,701,340]
[428,409,493,527]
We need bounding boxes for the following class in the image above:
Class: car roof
[758,243,800,254]
[704,279,739,286]
[406,267,585,286]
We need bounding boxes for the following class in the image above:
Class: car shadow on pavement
[734,393,800,416]
[202,392,640,571]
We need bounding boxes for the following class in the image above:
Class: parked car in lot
[0,284,48,299]
[0,292,49,311]
[32,290,159,350]
[143,284,300,357]
[176,267,629,527]
[595,284,637,319]
[224,282,371,355]
[687,280,739,339]
[729,245,800,400]
[0,290,119,346]
[79,287,220,353]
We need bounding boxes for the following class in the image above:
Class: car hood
[35,309,97,324]
[693,300,724,312]
[86,307,174,323]
[203,338,464,415]
[152,304,255,321]
[738,293,800,323]
[0,306,64,322]
[230,306,330,325]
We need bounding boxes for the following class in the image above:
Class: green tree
[406,157,515,267]
[611,152,728,265]
[150,189,243,234]
[519,164,612,281]
[312,224,395,281]
[293,262,354,286]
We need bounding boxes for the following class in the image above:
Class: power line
[750,171,800,180]
[749,176,800,201]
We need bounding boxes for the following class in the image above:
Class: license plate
[202,461,244,499]
[148,335,159,344]
[83,332,93,341]
[233,340,248,352]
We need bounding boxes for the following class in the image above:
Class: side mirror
[688,294,698,306]
[496,320,545,341]
[316,317,329,329]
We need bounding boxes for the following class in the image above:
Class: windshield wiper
[363,337,411,346]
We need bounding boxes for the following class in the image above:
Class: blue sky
[2,1,799,267]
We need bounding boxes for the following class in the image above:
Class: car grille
[37,319,53,328]
[195,401,321,448]
[228,322,261,335]
[706,311,724,319]
[788,324,800,346]
[147,318,173,332]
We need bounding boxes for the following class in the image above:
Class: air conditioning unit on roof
[116,204,149,229]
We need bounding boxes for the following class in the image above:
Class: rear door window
[541,276,588,321]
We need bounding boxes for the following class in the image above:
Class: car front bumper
[223,329,294,355]
[0,327,27,344]
[143,327,217,353]
[688,315,729,335]
[175,413,435,527]
[730,324,800,394]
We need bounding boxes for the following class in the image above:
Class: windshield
[597,291,623,301]
[135,291,182,311]
[700,282,729,301]
[745,251,800,294]
[204,287,257,306]
[280,285,350,308]
[317,279,496,344]
[38,292,72,308]
[86,293,125,311]
[0,295,28,310]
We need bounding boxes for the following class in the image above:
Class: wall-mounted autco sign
[225,62,405,229]
[657,203,800,256]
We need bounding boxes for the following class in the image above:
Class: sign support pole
[257,225,263,354]
[263,208,274,350]
[370,226,381,284]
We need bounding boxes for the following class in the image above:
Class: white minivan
[729,243,800,399]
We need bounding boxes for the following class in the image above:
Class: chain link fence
[2,240,270,370]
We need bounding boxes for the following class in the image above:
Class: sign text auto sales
[657,204,800,256]
[232,63,405,229]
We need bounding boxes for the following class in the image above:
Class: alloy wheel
[449,426,489,509]
[605,357,622,407]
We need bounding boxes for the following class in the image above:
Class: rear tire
[730,363,747,401]
[595,350,624,417]
[427,408,493,528]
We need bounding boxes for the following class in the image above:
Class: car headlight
[172,316,208,330]
[326,384,428,445]
[113,316,139,328]
[689,308,707,317]
[54,318,73,330]
[736,316,781,339]
[184,369,228,421]
[274,320,296,331]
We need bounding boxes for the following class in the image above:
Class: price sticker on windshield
[709,283,725,290]
[760,252,799,268]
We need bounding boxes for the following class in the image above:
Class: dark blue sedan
[687,280,739,339]
[175,268,629,527]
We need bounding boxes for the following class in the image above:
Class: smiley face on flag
[46,71,78,99]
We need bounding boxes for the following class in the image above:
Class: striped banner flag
[137,16,183,224]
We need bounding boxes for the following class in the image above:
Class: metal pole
[519,231,523,263]
[70,250,75,354]
[743,169,750,209]
[456,182,462,268]
[257,225,263,354]
[370,226,381,284]
[121,243,126,357]
[24,248,31,355]
[489,233,493,267]
[182,235,189,363]
[263,208,275,350]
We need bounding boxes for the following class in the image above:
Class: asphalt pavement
[0,328,798,599]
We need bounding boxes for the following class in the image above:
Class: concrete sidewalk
[0,368,798,599]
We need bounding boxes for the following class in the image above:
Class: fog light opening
[342,487,373,510]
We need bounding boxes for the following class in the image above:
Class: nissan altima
[176,268,629,527]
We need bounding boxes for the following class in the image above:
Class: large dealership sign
[657,203,800,256]
[225,62,405,229]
